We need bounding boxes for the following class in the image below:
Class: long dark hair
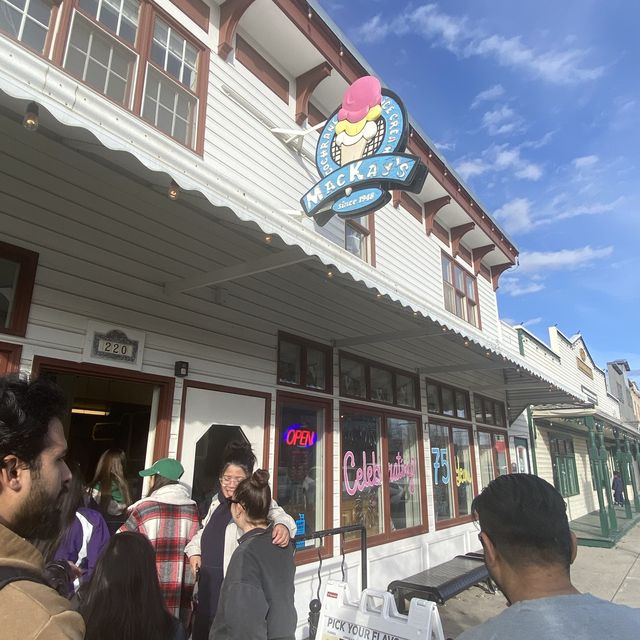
[34,462,87,562]
[90,448,132,511]
[79,532,175,640]
[234,469,271,524]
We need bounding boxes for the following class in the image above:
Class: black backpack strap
[0,565,46,591]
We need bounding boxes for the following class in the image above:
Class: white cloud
[455,144,542,183]
[434,140,456,152]
[572,155,598,169]
[471,84,505,109]
[494,198,533,235]
[352,5,604,85]
[500,277,545,296]
[503,316,543,326]
[518,245,614,273]
[481,105,522,135]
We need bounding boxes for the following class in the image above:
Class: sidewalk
[438,521,640,638]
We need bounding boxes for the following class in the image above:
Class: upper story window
[0,0,53,52]
[0,0,208,151]
[441,253,479,327]
[474,393,506,427]
[340,354,419,410]
[345,216,370,262]
[0,241,38,337]
[426,380,470,420]
[277,333,331,394]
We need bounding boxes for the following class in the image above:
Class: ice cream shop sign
[301,76,427,224]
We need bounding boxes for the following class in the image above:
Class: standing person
[0,375,84,639]
[119,458,199,624]
[458,473,640,640]
[612,470,624,506]
[210,469,296,640]
[90,449,132,531]
[36,463,110,596]
[78,531,186,640]
[185,441,297,640]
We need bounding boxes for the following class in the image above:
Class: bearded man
[0,375,84,639]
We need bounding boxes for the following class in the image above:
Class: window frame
[273,391,333,565]
[425,378,470,421]
[429,420,478,529]
[0,341,23,374]
[549,433,580,497]
[0,241,38,338]
[474,393,507,428]
[339,403,428,551]
[344,216,371,263]
[441,252,481,328]
[339,352,420,411]
[277,332,332,394]
[477,427,511,487]
[4,0,210,154]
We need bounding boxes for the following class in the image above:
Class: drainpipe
[586,416,610,538]
[527,407,538,475]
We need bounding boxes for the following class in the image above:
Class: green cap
[139,458,184,481]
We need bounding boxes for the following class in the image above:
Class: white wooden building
[0,0,585,633]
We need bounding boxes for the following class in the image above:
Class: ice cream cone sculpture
[334,76,383,166]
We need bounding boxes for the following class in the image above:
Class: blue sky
[319,0,640,381]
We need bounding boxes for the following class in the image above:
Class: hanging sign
[301,76,428,226]
[317,581,445,640]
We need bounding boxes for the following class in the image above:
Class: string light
[167,180,180,200]
[23,102,39,131]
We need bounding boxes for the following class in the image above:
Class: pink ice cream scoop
[338,76,382,123]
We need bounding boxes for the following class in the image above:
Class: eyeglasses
[221,475,246,486]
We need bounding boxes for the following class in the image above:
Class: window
[2,0,208,150]
[441,254,479,327]
[511,436,530,473]
[345,217,370,262]
[477,429,509,489]
[341,408,424,544]
[274,394,331,561]
[0,0,53,52]
[549,434,579,497]
[430,423,475,525]
[426,381,469,420]
[474,394,506,427]
[0,241,38,337]
[340,354,419,409]
[277,334,331,393]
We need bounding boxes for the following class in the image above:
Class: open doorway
[33,356,175,514]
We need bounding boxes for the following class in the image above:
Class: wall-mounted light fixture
[23,102,39,131]
[167,180,180,200]
[71,408,110,416]
[174,361,189,377]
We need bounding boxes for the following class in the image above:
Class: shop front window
[341,409,424,543]
[478,429,509,489]
[426,381,469,420]
[274,396,331,556]
[277,334,331,393]
[512,436,530,473]
[430,423,475,524]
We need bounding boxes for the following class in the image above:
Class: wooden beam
[450,222,475,258]
[332,327,450,348]
[491,262,514,291]
[392,192,423,223]
[295,62,332,125]
[419,361,509,374]
[164,250,310,295]
[472,244,495,275]
[424,196,451,236]
[218,0,256,59]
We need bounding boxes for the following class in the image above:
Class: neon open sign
[283,424,317,448]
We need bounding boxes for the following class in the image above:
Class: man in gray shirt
[458,474,639,640]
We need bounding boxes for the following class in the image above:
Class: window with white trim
[345,217,370,262]
[442,253,479,327]
[0,0,52,52]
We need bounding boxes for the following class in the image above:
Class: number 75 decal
[432,447,450,485]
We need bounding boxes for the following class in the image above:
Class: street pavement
[438,521,640,638]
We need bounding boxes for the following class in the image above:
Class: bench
[387,553,495,611]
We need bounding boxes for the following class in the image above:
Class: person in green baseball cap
[118,457,199,627]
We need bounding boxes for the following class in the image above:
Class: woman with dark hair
[35,462,110,596]
[210,469,296,640]
[90,448,132,527]
[119,458,199,624]
[79,531,186,640]
[185,441,297,640]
